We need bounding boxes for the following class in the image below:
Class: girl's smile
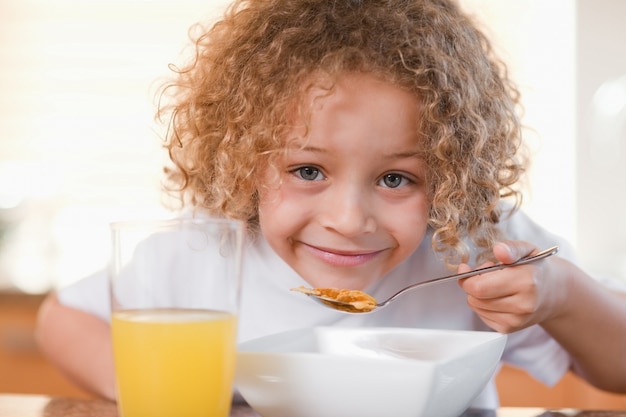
[298,242,388,268]
[258,72,430,290]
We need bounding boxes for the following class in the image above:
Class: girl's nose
[319,186,377,237]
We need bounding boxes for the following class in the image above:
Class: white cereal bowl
[235,327,507,417]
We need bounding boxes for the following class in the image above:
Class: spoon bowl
[294,246,559,314]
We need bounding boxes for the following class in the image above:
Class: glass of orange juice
[109,218,244,417]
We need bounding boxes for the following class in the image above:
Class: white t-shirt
[57,208,600,409]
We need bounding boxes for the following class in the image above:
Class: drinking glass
[109,218,244,417]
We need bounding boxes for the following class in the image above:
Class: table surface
[1,394,625,417]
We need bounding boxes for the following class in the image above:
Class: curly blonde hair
[157,0,527,266]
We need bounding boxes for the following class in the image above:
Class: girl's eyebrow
[286,143,328,154]
[288,144,423,159]
[389,150,423,159]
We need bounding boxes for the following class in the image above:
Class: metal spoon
[297,245,559,314]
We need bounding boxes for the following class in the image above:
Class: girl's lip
[300,243,384,268]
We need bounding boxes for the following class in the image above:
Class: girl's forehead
[281,72,426,153]
[292,71,421,118]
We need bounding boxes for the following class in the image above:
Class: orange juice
[111,308,237,417]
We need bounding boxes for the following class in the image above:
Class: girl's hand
[460,241,626,392]
[457,240,567,333]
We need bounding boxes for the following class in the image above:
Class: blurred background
[1,0,625,293]
[0,0,230,293]
[0,0,625,408]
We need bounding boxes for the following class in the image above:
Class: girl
[37,0,626,407]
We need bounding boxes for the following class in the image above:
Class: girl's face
[258,73,430,289]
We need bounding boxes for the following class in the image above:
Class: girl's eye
[292,166,325,181]
[379,173,409,189]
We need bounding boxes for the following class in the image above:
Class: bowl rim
[237,326,507,364]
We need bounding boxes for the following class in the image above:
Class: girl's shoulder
[496,203,577,262]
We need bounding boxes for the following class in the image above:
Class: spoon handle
[382,245,559,306]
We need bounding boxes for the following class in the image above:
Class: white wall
[463,0,577,247]
[576,0,626,282]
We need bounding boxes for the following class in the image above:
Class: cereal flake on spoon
[291,286,377,313]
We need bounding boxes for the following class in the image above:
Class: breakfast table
[1,394,625,417]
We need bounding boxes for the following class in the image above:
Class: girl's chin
[295,267,379,290]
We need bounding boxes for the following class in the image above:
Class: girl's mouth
[300,243,384,268]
